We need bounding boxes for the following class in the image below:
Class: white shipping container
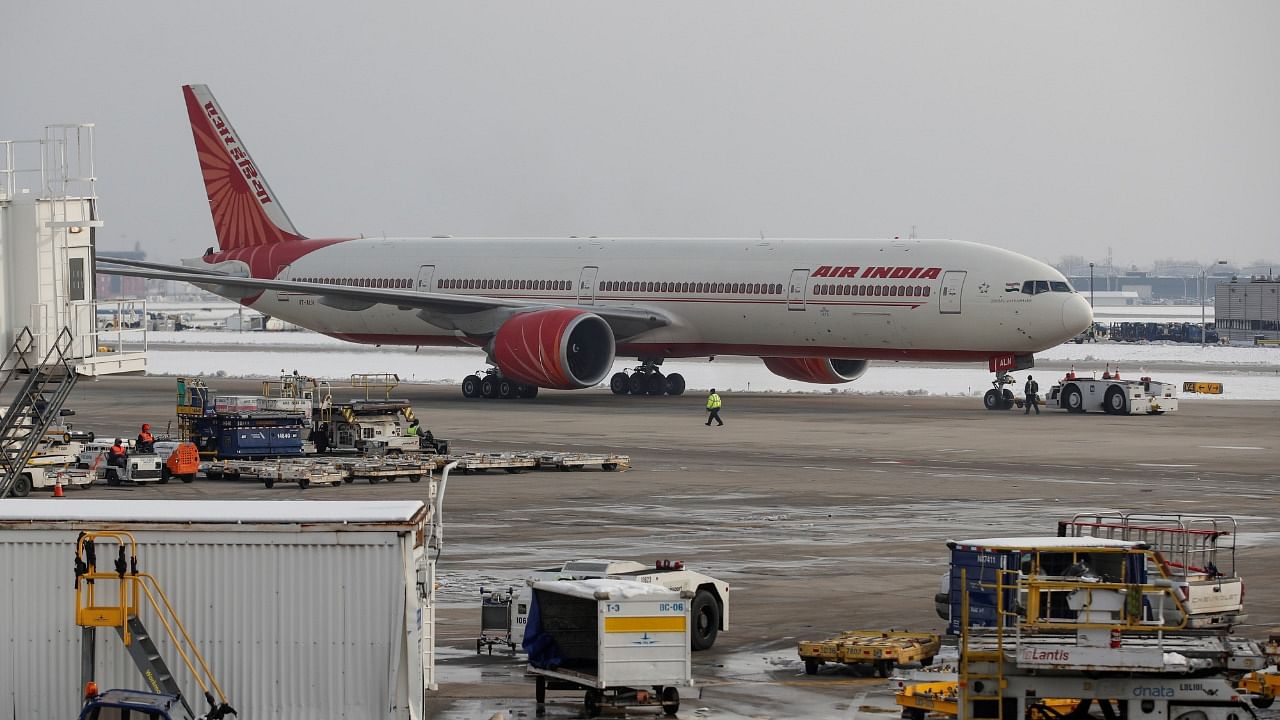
[213,395,262,412]
[259,397,312,413]
[0,499,436,719]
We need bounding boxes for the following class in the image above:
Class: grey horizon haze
[3,2,1277,270]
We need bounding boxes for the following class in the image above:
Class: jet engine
[760,357,869,384]
[492,308,616,389]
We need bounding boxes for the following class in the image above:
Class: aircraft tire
[628,373,647,395]
[498,379,516,399]
[522,385,539,399]
[481,377,500,399]
[646,372,668,396]
[983,389,1002,410]
[666,373,686,396]
[610,372,630,395]
[461,375,481,398]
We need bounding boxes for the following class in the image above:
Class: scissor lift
[74,531,236,719]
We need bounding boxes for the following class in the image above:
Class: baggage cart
[525,578,693,717]
[798,630,941,677]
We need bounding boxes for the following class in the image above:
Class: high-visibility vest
[138,431,154,445]
[109,445,125,457]
[706,393,722,409]
[405,425,419,437]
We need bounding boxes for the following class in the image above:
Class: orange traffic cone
[53,478,64,497]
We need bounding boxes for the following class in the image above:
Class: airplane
[99,84,1093,409]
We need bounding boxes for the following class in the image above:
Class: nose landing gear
[983,371,1016,410]
[610,360,685,396]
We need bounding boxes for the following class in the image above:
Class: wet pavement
[56,377,1280,719]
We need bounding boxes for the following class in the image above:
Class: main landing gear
[609,361,686,396]
[983,371,1017,410]
[461,369,540,400]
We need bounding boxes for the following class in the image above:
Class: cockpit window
[1050,281,1071,293]
[1034,280,1050,294]
[1022,281,1035,295]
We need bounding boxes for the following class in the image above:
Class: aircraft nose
[1062,294,1093,335]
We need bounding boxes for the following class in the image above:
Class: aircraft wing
[96,260,670,341]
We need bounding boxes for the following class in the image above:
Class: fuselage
[228,236,1092,363]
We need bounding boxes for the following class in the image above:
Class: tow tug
[1043,367,1178,414]
[80,687,184,720]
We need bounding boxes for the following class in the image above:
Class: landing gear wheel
[12,473,32,498]
[804,658,819,675]
[461,375,481,398]
[629,373,647,395]
[661,686,680,716]
[666,373,686,396]
[498,379,515,399]
[646,372,668,396]
[1062,383,1085,413]
[610,372,630,395]
[1104,386,1128,415]
[481,377,499,399]
[1001,389,1015,409]
[690,589,720,650]
[522,385,539,399]
[983,389,1002,411]
[584,689,602,718]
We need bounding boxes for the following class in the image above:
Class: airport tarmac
[57,376,1280,718]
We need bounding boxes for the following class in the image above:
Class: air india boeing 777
[100,84,1092,408]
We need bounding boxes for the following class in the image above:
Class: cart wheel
[875,660,892,678]
[804,658,819,675]
[1252,696,1274,709]
[264,477,274,489]
[159,467,171,484]
[920,656,934,667]
[343,476,354,484]
[661,686,680,716]
[368,476,379,484]
[535,676,546,705]
[182,473,195,483]
[584,689,602,718]
[505,467,524,474]
[904,708,927,720]
[299,478,310,490]
[409,474,422,483]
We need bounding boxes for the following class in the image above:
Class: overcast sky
[4,2,1277,269]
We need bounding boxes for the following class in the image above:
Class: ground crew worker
[406,419,420,437]
[109,438,127,468]
[1024,375,1040,415]
[312,422,329,454]
[136,423,155,453]
[705,388,724,426]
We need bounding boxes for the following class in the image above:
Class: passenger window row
[297,276,412,289]
[598,281,785,295]
[814,283,932,298]
[438,278,572,291]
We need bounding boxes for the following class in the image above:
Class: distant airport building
[96,245,146,298]
[1066,271,1233,304]
[1215,276,1280,342]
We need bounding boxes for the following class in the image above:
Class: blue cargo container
[188,413,305,459]
[945,537,1146,635]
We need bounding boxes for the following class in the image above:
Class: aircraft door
[275,264,292,302]
[787,269,810,310]
[416,265,436,292]
[578,266,599,305]
[939,271,966,314]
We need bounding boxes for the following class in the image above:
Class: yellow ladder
[74,530,236,719]
[959,567,1008,720]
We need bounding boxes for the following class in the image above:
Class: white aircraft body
[101,85,1092,406]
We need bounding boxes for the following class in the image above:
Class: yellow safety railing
[74,531,233,710]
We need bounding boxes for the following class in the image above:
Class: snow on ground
[144,330,1280,400]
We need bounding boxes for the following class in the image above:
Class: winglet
[182,84,306,250]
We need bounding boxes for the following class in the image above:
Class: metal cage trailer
[797,630,941,677]
[201,457,346,488]
[1044,371,1178,415]
[336,457,434,484]
[524,579,693,718]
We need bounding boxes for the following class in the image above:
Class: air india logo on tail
[203,102,271,206]
[812,266,942,279]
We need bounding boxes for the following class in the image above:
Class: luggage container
[524,578,693,717]
[0,498,437,719]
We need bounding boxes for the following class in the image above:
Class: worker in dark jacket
[1024,376,1040,415]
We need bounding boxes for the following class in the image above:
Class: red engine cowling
[492,308,616,389]
[761,357,869,384]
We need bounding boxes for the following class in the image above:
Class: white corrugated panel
[0,501,431,719]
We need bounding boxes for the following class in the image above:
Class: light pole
[1200,259,1227,348]
[1088,262,1095,309]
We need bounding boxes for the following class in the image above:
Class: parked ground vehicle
[511,559,729,650]
[80,441,164,486]
[153,440,201,483]
[797,630,940,676]
[79,688,183,720]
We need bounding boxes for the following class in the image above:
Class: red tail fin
[183,84,306,251]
